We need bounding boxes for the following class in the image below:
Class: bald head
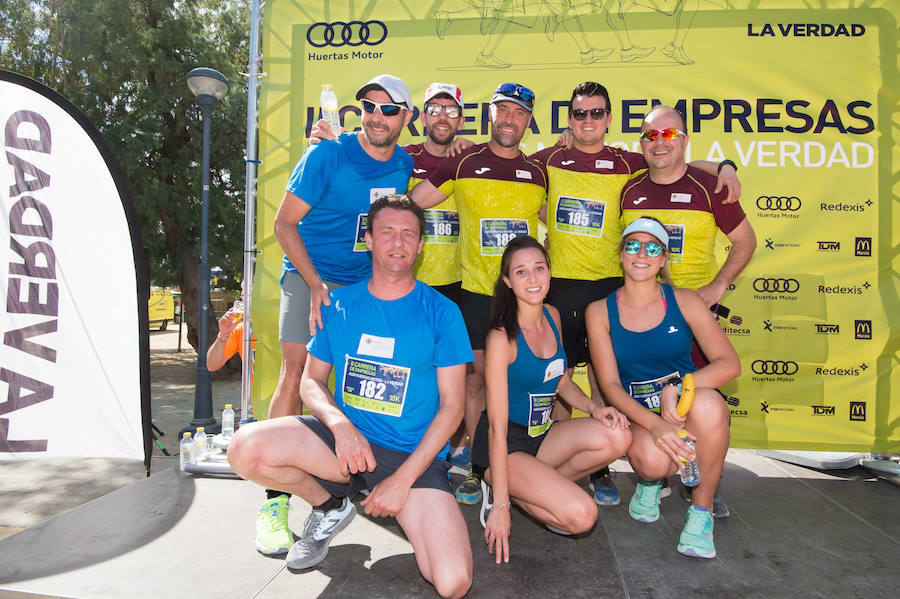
[644,105,687,132]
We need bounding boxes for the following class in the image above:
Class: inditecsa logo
[725,395,748,418]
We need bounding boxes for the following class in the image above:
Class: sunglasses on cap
[623,239,664,257]
[424,103,461,119]
[495,83,535,105]
[640,128,686,142]
[571,107,609,121]
[361,99,406,117]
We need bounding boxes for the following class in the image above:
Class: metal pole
[189,96,218,432]
[239,0,262,426]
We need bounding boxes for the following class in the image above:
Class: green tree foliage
[1,0,249,357]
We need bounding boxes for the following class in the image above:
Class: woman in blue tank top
[585,217,740,560]
[472,236,632,564]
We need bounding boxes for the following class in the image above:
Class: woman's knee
[561,494,598,534]
[690,389,730,429]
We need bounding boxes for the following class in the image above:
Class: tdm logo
[757,196,800,211]
[815,324,839,334]
[306,21,388,47]
[849,401,866,421]
[812,405,835,415]
[854,320,872,340]
[817,241,840,251]
[855,237,872,257]
[754,278,799,293]
[752,360,799,375]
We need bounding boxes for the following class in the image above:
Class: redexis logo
[752,360,799,376]
[307,21,388,47]
[754,278,799,293]
[757,196,800,211]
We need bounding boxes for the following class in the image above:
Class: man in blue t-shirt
[230,195,474,598]
[260,74,414,554]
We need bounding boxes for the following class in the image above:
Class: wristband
[494,502,511,510]
[717,159,737,174]
[665,376,683,394]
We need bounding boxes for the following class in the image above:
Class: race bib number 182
[342,356,410,417]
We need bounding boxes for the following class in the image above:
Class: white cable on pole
[240,0,262,424]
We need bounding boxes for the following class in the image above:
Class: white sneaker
[285,497,355,570]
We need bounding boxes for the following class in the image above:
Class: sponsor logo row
[727,395,867,421]
[747,360,869,382]
[722,319,872,340]
[755,195,873,217]
[761,237,872,256]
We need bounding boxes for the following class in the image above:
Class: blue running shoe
[448,446,471,476]
[590,469,620,506]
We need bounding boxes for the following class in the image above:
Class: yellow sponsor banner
[256,1,899,451]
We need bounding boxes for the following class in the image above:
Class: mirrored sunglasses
[623,239,664,257]
[424,103,461,119]
[571,107,609,121]
[361,99,405,117]
[640,128,685,142]
[495,83,535,104]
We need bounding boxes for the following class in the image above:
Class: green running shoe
[256,494,293,555]
[628,478,663,523]
[677,505,716,558]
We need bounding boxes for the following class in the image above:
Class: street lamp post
[185,67,229,434]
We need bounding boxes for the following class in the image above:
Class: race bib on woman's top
[528,392,555,437]
[629,371,680,412]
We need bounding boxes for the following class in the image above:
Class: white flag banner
[0,70,150,464]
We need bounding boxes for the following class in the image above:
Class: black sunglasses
[571,107,609,121]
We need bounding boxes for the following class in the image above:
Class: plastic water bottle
[677,429,701,487]
[193,427,208,463]
[222,404,235,438]
[180,432,194,470]
[320,84,341,133]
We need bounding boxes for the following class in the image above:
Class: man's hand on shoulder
[331,420,376,476]
[360,472,412,517]
[715,164,741,204]
[446,137,474,157]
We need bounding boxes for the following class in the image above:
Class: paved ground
[1,325,898,597]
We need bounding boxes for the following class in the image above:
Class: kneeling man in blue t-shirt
[229,194,474,599]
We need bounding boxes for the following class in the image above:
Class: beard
[363,119,403,148]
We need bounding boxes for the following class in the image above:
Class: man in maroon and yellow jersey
[410,82,548,504]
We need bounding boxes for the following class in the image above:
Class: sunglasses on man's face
[639,128,686,142]
[495,83,535,104]
[623,239,664,257]
[424,103,461,119]
[361,99,406,117]
[571,107,609,121]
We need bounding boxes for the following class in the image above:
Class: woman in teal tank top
[585,217,740,560]
[474,236,632,564]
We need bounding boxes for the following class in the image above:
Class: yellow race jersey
[620,166,746,290]
[429,143,548,295]
[405,143,460,287]
[531,145,647,280]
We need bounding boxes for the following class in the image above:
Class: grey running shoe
[620,45,655,62]
[285,497,355,570]
[679,483,730,518]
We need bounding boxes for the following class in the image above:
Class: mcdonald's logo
[849,401,866,421]
[854,320,872,340]
[855,237,872,257]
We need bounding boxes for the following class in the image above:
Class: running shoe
[677,505,716,558]
[255,495,293,556]
[590,469,620,506]
[628,478,663,523]
[455,467,482,504]
[680,484,730,518]
[448,446,472,476]
[479,479,492,528]
[661,42,694,65]
[285,497,355,570]
[660,477,672,499]
[620,45,655,62]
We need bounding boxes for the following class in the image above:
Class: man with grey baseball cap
[262,73,414,556]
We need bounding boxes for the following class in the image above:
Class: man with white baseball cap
[262,74,413,556]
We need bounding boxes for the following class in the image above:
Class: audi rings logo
[307,21,388,47]
[753,278,799,293]
[752,360,799,376]
[757,196,801,211]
